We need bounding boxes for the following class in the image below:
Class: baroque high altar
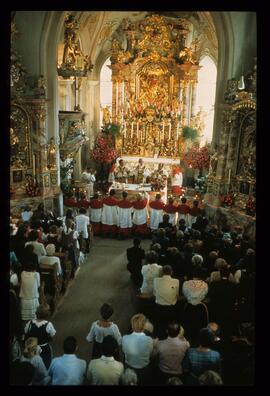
[109,14,201,158]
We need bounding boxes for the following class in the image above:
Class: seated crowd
[9,199,255,386]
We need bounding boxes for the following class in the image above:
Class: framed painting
[12,169,23,183]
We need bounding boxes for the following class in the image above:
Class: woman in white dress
[19,261,40,321]
[86,303,122,359]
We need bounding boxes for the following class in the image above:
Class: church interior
[10,11,256,386]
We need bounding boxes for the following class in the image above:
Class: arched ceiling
[57,11,218,73]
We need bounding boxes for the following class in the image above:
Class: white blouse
[19,271,40,299]
[86,321,122,345]
[140,263,162,294]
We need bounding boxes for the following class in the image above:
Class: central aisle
[51,237,151,362]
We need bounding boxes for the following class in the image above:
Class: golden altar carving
[109,14,201,158]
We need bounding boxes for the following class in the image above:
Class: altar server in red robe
[117,191,133,239]
[132,192,149,237]
[177,196,191,226]
[189,200,201,226]
[171,165,184,196]
[89,193,103,235]
[101,189,119,237]
[76,193,90,212]
[149,193,165,231]
[164,196,178,227]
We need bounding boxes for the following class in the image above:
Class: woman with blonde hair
[20,337,51,385]
[122,314,154,385]
[209,258,234,283]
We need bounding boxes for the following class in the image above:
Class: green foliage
[182,126,198,140]
[104,123,121,136]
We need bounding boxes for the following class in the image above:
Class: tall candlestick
[168,122,171,140]
[32,154,36,178]
[131,122,134,138]
[137,122,139,138]
[228,168,231,185]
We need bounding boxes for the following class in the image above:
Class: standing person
[21,206,33,222]
[171,166,183,196]
[140,251,162,295]
[48,336,86,385]
[149,193,165,232]
[164,197,178,227]
[86,303,122,359]
[135,158,149,184]
[177,197,191,227]
[24,304,56,369]
[89,193,103,236]
[117,191,133,239]
[19,261,40,321]
[126,238,145,287]
[115,159,129,183]
[87,336,124,385]
[189,200,201,226]
[108,162,116,185]
[75,208,90,253]
[153,265,180,334]
[20,337,51,385]
[182,328,221,384]
[61,219,80,277]
[25,230,47,264]
[101,189,119,237]
[132,192,149,238]
[153,322,190,384]
[122,314,154,385]
[82,167,96,200]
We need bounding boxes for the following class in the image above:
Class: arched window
[196,56,217,145]
[100,58,112,128]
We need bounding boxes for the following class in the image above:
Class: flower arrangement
[245,196,256,216]
[90,132,119,164]
[182,145,210,174]
[220,192,236,207]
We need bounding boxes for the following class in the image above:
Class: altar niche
[109,14,201,159]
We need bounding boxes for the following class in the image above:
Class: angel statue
[102,106,111,126]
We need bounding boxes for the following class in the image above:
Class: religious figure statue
[102,106,111,126]
[62,14,79,68]
[47,138,57,169]
[209,150,219,176]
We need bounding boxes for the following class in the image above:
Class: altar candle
[162,120,165,135]
[32,154,36,178]
[176,122,179,139]
[228,168,231,184]
[131,122,134,138]
[168,123,171,140]
[137,122,139,138]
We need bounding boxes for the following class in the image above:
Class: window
[100,58,112,128]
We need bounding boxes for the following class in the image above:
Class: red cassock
[117,199,133,237]
[178,204,191,215]
[101,196,119,235]
[64,197,78,207]
[164,203,178,226]
[89,199,103,235]
[149,200,165,230]
[77,199,90,209]
[132,198,149,235]
[189,206,201,217]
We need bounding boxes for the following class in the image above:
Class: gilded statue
[102,106,111,126]
[62,14,79,67]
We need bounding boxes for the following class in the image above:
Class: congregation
[9,192,255,386]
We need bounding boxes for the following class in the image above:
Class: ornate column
[112,76,117,123]
[191,81,197,117]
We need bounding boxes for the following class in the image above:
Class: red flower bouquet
[220,192,235,207]
[246,196,256,216]
[25,178,39,197]
[183,145,210,173]
[90,132,119,164]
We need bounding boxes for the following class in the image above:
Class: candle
[168,123,171,140]
[32,154,36,178]
[137,122,139,138]
[162,120,165,134]
[228,168,231,184]
[131,122,134,138]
